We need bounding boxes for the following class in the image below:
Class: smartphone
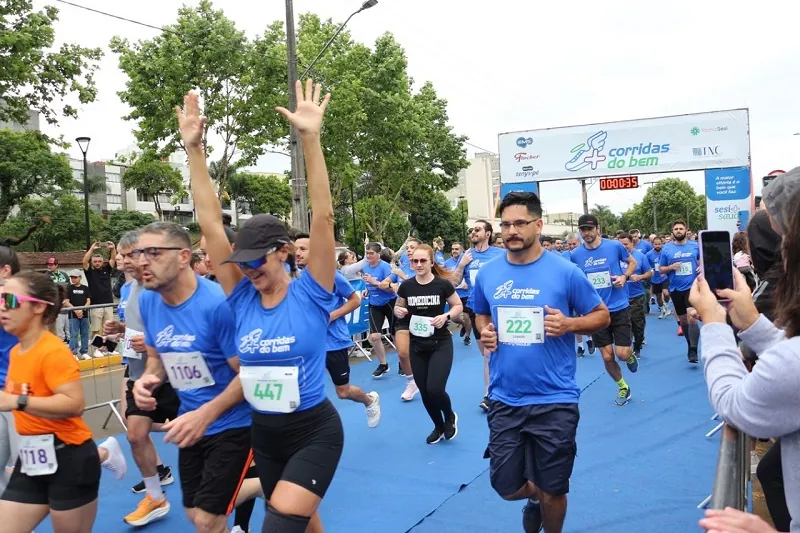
[92,335,105,348]
[698,230,735,301]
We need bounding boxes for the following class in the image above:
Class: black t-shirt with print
[84,264,113,304]
[397,276,456,340]
[67,284,90,319]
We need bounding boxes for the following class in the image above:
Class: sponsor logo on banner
[693,146,721,157]
[516,137,533,148]
[564,130,669,173]
[705,167,752,233]
[691,125,729,136]
[514,152,540,162]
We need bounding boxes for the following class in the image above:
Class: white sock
[143,474,162,500]
[406,374,414,382]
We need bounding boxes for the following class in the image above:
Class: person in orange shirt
[0,271,127,533]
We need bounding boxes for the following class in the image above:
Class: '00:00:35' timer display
[599,176,640,191]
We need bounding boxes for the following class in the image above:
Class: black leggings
[410,337,454,429]
[757,440,791,532]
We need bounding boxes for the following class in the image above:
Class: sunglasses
[0,292,54,310]
[237,256,267,270]
[411,258,429,265]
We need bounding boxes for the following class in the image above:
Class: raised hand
[275,79,330,137]
[175,92,206,149]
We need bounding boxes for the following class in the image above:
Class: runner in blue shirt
[450,220,504,412]
[362,242,400,379]
[293,233,381,427]
[0,247,20,496]
[388,238,421,391]
[630,229,653,315]
[182,80,341,533]
[658,220,701,363]
[619,233,652,358]
[472,192,608,533]
[570,215,640,406]
[131,222,252,531]
[443,242,472,346]
[646,236,672,319]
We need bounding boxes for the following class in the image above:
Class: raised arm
[176,92,243,296]
[276,80,334,291]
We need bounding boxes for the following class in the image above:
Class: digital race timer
[599,176,639,191]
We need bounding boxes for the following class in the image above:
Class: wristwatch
[17,394,28,412]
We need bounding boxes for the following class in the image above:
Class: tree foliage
[0,0,102,127]
[0,129,74,223]
[0,193,106,252]
[121,158,185,220]
[101,210,157,243]
[408,191,468,247]
[226,172,292,220]
[109,0,286,196]
[346,196,410,250]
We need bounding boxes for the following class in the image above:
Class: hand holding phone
[698,230,735,302]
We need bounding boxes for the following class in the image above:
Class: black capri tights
[410,337,455,429]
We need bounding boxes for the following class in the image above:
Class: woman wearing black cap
[179,80,338,533]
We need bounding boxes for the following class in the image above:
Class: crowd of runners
[0,79,783,533]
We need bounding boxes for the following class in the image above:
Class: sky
[36,0,800,216]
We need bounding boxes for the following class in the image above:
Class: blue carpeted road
[37,306,719,532]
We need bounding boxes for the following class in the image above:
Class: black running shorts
[179,426,252,516]
[368,303,395,335]
[591,307,632,348]
[326,349,351,387]
[125,380,180,423]
[670,289,692,316]
[251,399,343,500]
[484,402,579,497]
[1,438,100,511]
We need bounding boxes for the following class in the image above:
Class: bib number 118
[506,319,532,334]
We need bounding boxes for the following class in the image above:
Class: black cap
[222,214,290,264]
[577,214,599,229]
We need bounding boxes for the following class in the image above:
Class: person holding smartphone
[394,245,462,444]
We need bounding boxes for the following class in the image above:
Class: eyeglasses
[0,292,54,310]
[411,258,429,265]
[129,247,184,261]
[499,219,537,231]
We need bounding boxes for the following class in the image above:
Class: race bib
[677,262,693,276]
[469,268,478,285]
[240,366,300,413]
[497,307,544,345]
[122,328,144,360]
[19,434,58,476]
[160,352,215,390]
[587,270,612,289]
[409,314,434,337]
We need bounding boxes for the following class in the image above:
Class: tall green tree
[408,191,467,247]
[109,0,286,196]
[620,178,707,234]
[121,158,185,220]
[226,172,292,220]
[590,204,621,234]
[101,210,157,243]
[0,0,102,127]
[0,129,73,223]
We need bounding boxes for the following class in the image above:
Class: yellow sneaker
[124,493,170,526]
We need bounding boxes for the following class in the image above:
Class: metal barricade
[61,302,128,432]
[698,416,750,510]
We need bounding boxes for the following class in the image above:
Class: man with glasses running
[131,222,253,533]
[474,192,608,533]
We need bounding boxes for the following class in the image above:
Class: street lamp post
[76,136,92,250]
[459,195,467,244]
[286,0,379,232]
[644,180,658,234]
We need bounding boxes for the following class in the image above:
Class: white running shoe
[401,380,419,402]
[365,391,381,428]
[99,436,127,480]
[230,527,246,533]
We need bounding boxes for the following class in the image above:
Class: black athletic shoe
[426,428,444,444]
[479,396,490,412]
[444,412,458,440]
[459,326,466,338]
[131,465,174,494]
[587,339,596,355]
[398,364,406,376]
[464,336,471,346]
[576,347,585,358]
[522,499,544,532]
[372,363,390,378]
[688,348,699,364]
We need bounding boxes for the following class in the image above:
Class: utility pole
[580,179,589,215]
[285,0,308,231]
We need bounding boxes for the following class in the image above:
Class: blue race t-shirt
[570,238,631,313]
[362,260,395,306]
[325,271,356,352]
[140,276,251,435]
[0,328,17,389]
[465,246,505,305]
[626,250,651,299]
[444,256,468,299]
[647,249,667,284]
[472,252,603,406]
[117,280,132,323]
[229,270,336,414]
[634,239,653,255]
[560,250,572,261]
[660,241,700,292]
[434,251,445,266]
